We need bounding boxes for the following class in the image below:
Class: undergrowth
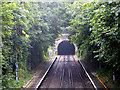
[96,69,120,88]
[2,69,33,89]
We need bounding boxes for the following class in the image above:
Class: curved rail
[36,56,58,89]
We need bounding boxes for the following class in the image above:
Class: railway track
[35,55,105,89]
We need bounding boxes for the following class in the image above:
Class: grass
[95,68,120,88]
[17,69,33,88]
[7,69,33,88]
[2,69,33,89]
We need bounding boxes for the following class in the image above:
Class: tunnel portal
[57,40,75,55]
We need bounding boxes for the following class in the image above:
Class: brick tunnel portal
[57,40,75,55]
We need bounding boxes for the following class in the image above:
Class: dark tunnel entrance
[57,40,75,55]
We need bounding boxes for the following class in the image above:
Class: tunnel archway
[57,40,75,55]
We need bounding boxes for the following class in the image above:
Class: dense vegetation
[1,1,120,89]
[1,2,70,88]
[68,1,120,83]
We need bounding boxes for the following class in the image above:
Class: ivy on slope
[67,1,120,76]
[2,2,68,88]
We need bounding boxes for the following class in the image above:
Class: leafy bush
[67,1,120,77]
[1,2,71,88]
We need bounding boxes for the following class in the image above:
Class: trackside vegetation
[67,1,120,87]
[1,2,70,89]
[1,1,120,89]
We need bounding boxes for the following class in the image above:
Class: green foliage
[67,2,98,61]
[2,69,33,89]
[2,2,32,88]
[1,2,70,88]
[67,1,120,73]
[90,2,120,70]
[0,2,2,89]
[2,1,120,88]
[96,68,120,88]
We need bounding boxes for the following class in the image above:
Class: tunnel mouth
[57,40,75,55]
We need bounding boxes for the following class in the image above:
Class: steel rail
[78,59,97,90]
[35,56,58,89]
[36,55,98,89]
[71,55,97,89]
[71,55,86,88]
